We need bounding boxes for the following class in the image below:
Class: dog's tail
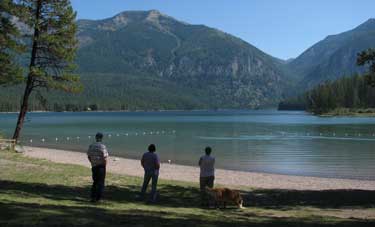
[238,199,244,209]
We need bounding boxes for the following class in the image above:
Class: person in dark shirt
[140,144,160,202]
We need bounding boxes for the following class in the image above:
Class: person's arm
[155,154,160,170]
[87,146,92,162]
[102,145,109,166]
[141,155,145,168]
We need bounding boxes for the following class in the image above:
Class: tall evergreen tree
[0,0,25,85]
[357,48,375,87]
[12,0,81,141]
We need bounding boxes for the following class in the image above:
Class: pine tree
[12,0,81,141]
[0,0,25,85]
[357,48,375,87]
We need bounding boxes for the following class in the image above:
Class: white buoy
[56,138,58,141]
[168,160,171,164]
[30,139,33,143]
[88,135,91,139]
[77,136,80,140]
[125,133,128,136]
[333,133,336,136]
[358,133,361,137]
[143,132,146,135]
[150,132,153,135]
[135,133,138,136]
[156,131,159,134]
[67,137,70,141]
[162,131,165,134]
[41,138,45,142]
[108,134,112,138]
[116,134,120,137]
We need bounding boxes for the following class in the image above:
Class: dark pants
[141,170,159,201]
[200,176,215,204]
[91,165,106,201]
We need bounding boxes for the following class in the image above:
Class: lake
[1,110,375,180]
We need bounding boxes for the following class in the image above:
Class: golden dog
[205,187,244,209]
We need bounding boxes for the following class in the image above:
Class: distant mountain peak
[354,18,375,31]
[145,10,163,24]
[364,18,375,24]
[148,9,162,15]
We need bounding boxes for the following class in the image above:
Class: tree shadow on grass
[0,201,374,227]
[0,180,201,207]
[1,179,375,209]
[243,189,375,209]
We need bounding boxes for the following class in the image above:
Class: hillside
[289,19,375,89]
[73,10,291,109]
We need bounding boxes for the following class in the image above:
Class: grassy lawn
[0,151,374,226]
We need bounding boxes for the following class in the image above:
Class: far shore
[313,108,375,117]
[23,146,375,191]
[0,108,275,114]
[3,109,375,117]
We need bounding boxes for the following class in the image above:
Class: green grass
[0,151,374,226]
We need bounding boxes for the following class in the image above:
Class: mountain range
[1,10,375,111]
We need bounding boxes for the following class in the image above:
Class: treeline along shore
[279,49,375,116]
[279,74,375,116]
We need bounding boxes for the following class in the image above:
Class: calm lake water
[1,110,375,180]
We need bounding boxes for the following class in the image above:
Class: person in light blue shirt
[140,144,160,202]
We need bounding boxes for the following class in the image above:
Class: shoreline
[0,109,278,114]
[23,146,375,190]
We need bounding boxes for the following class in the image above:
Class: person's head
[148,144,156,152]
[95,132,103,142]
[205,146,212,155]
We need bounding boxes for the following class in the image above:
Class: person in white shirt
[87,132,109,202]
[198,146,215,206]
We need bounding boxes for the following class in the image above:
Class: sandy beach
[23,146,375,191]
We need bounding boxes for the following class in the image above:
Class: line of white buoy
[25,130,177,143]
[27,130,375,144]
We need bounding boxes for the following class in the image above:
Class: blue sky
[71,0,375,60]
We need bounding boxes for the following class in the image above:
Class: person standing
[87,132,109,202]
[140,144,160,203]
[199,146,215,206]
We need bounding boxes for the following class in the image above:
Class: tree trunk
[12,83,32,141]
[12,0,42,142]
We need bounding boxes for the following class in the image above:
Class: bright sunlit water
[1,110,375,180]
